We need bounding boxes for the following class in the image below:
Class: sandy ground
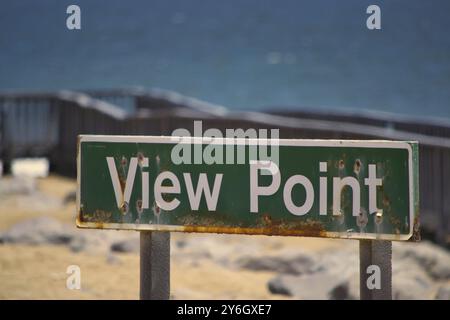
[0,175,76,229]
[0,175,352,299]
[0,243,280,299]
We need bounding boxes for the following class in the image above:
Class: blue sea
[1,0,450,118]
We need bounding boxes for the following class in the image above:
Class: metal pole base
[359,240,392,300]
[140,231,170,300]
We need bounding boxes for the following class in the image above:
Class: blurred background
[0,0,449,299]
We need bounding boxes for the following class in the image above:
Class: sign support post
[359,240,392,300]
[140,231,171,300]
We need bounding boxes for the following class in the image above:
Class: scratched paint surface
[77,137,419,240]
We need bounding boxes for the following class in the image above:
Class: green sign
[77,135,419,241]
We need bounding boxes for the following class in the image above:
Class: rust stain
[120,201,129,215]
[411,216,421,242]
[137,152,144,163]
[171,210,326,237]
[180,224,326,238]
[353,159,361,175]
[118,156,128,191]
[388,215,401,231]
[79,209,113,224]
[338,159,345,170]
[75,219,411,241]
[77,206,85,222]
[136,199,143,214]
[182,218,325,237]
[382,194,391,209]
[119,178,126,192]
[261,213,272,226]
[91,221,106,229]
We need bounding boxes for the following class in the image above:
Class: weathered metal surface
[360,240,392,300]
[140,231,170,300]
[77,135,419,241]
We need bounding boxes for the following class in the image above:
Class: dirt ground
[0,175,350,300]
[0,243,281,299]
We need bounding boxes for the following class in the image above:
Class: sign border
[76,135,416,241]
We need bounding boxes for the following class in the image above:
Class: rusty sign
[76,135,419,241]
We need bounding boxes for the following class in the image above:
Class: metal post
[359,240,392,300]
[140,231,170,300]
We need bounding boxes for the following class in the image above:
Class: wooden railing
[0,88,449,244]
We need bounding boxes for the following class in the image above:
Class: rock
[392,259,435,299]
[0,176,37,195]
[0,216,138,255]
[172,235,233,264]
[330,274,359,300]
[267,252,434,300]
[267,275,294,296]
[267,272,346,299]
[329,282,354,300]
[176,239,187,249]
[0,177,62,211]
[237,250,320,275]
[0,217,75,245]
[321,260,435,300]
[63,190,77,204]
[263,244,360,300]
[110,238,139,253]
[393,241,450,280]
[264,240,450,300]
[68,231,110,253]
[316,247,358,276]
[267,257,435,300]
[68,229,138,254]
[435,283,450,300]
[68,237,87,253]
[106,253,122,265]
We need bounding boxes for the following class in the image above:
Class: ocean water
[1,0,450,118]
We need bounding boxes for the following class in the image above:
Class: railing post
[140,231,170,300]
[359,240,392,300]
